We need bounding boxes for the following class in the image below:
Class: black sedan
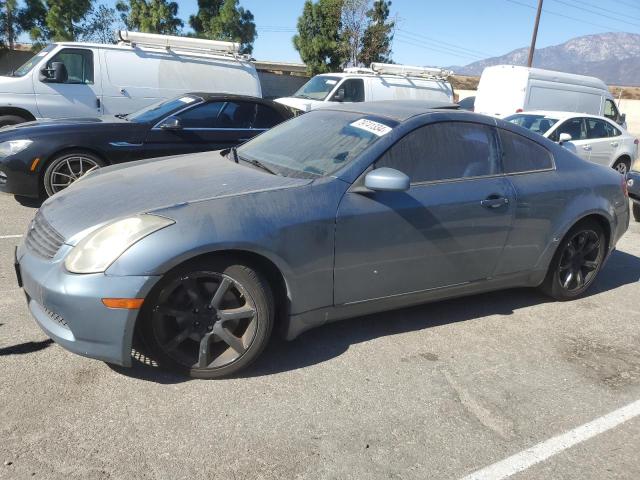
[0,93,294,198]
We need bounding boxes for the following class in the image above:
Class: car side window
[586,118,617,139]
[604,100,620,122]
[550,117,587,142]
[253,104,283,129]
[332,79,365,102]
[376,122,501,183]
[177,102,225,128]
[46,48,94,84]
[499,129,553,174]
[218,101,257,129]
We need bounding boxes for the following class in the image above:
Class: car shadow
[0,339,53,356]
[13,195,42,209]
[111,249,640,382]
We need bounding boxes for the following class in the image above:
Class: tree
[189,0,256,55]
[0,0,19,49]
[80,5,119,44]
[26,0,94,43]
[359,0,394,65]
[293,0,344,75]
[116,0,183,35]
[340,0,368,67]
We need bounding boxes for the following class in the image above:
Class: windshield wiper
[230,146,239,163]
[243,158,278,175]
[114,113,129,120]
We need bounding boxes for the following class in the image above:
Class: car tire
[633,203,640,222]
[0,114,28,127]
[540,219,606,301]
[43,151,105,197]
[613,158,631,175]
[140,257,274,379]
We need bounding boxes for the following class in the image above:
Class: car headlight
[65,214,174,274]
[0,139,32,157]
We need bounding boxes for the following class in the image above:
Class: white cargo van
[474,65,625,126]
[0,31,261,126]
[275,63,454,112]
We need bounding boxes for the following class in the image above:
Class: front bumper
[16,242,160,367]
[0,155,39,197]
[628,171,640,204]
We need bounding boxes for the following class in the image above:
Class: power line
[615,0,640,12]
[395,32,485,59]
[395,28,497,58]
[551,0,640,28]
[394,35,483,61]
[565,0,640,22]
[505,0,623,31]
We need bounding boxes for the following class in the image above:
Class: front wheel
[43,151,105,197]
[540,220,606,300]
[140,258,274,379]
[633,203,640,222]
[613,158,630,175]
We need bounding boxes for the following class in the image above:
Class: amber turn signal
[102,298,144,309]
[30,158,41,172]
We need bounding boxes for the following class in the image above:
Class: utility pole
[527,0,544,67]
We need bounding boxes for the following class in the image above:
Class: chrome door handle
[481,196,509,208]
[583,145,592,151]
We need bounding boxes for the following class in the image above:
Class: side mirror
[41,62,67,83]
[558,133,572,144]
[620,113,627,124]
[158,116,182,130]
[364,168,410,192]
[333,88,345,102]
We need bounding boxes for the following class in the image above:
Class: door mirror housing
[332,88,345,102]
[619,112,627,124]
[558,132,572,144]
[41,62,67,83]
[363,168,410,192]
[158,116,182,130]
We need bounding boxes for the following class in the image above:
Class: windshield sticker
[178,96,195,104]
[325,79,337,85]
[36,51,48,57]
[350,118,392,136]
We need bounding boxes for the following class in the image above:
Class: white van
[0,31,261,126]
[275,63,454,112]
[474,65,625,126]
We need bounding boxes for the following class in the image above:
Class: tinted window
[47,48,93,84]
[254,104,283,128]
[333,78,365,102]
[500,129,553,173]
[376,122,501,183]
[218,101,257,128]
[550,118,587,142]
[177,102,225,128]
[586,118,620,139]
[129,96,200,123]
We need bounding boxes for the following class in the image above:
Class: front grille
[25,211,65,259]
[43,305,69,330]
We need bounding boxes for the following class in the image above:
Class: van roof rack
[353,62,453,80]
[116,30,248,60]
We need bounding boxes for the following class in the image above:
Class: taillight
[622,175,629,197]
[634,138,638,145]
[516,108,523,113]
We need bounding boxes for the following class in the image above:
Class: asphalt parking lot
[1,192,639,480]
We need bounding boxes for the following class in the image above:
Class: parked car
[505,111,638,174]
[627,157,640,221]
[458,96,475,111]
[15,100,629,378]
[276,62,454,112]
[0,31,261,127]
[0,93,293,198]
[475,65,626,126]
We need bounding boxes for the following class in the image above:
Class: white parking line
[461,399,640,480]
[0,234,22,239]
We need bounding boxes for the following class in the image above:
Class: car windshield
[237,110,390,178]
[10,45,55,77]
[127,95,202,123]
[505,114,559,135]
[293,76,341,100]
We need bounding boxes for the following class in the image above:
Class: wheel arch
[612,153,632,169]
[38,147,111,195]
[0,107,36,122]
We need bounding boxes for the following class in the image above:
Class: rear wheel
[540,220,606,300]
[613,158,631,175]
[633,203,640,222]
[0,114,28,127]
[140,258,274,379]
[43,151,104,197]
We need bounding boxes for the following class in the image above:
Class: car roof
[514,110,610,121]
[317,100,460,122]
[186,92,273,104]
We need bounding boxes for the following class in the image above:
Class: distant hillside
[454,32,640,86]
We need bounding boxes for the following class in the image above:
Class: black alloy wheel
[141,259,274,379]
[541,220,605,300]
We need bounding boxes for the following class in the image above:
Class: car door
[142,100,267,158]
[585,117,618,167]
[333,121,515,305]
[549,117,590,161]
[33,48,102,119]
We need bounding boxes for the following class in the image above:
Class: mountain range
[452,32,640,86]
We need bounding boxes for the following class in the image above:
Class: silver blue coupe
[15,101,630,378]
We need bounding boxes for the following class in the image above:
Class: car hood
[275,97,325,113]
[39,150,312,243]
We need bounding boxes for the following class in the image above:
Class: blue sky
[99,0,640,66]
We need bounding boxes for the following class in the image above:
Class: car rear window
[499,129,554,173]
